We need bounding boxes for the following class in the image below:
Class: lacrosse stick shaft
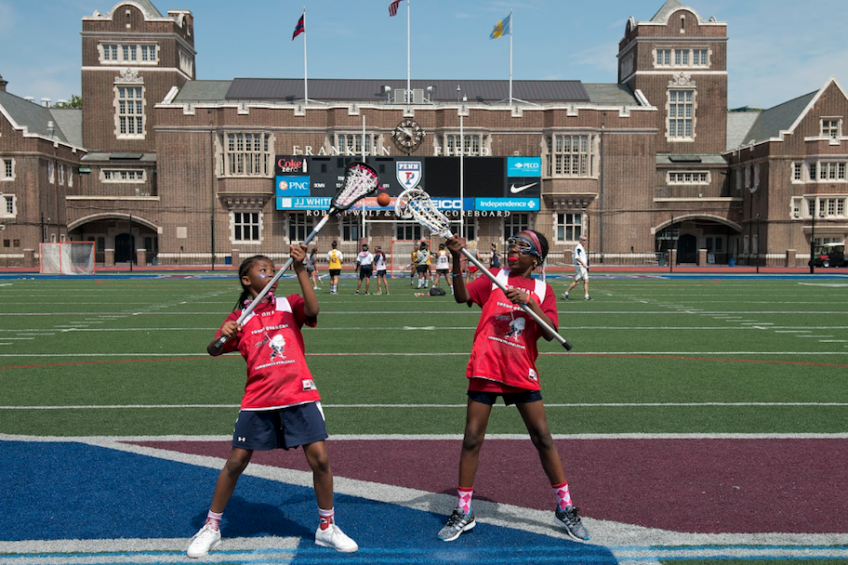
[459,246,573,350]
[211,214,330,351]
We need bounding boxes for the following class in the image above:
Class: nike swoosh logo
[510,182,538,194]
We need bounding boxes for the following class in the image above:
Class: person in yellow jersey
[410,246,419,286]
[326,241,344,294]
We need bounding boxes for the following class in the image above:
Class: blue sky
[1,0,846,109]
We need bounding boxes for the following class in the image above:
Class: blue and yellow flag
[490,14,511,39]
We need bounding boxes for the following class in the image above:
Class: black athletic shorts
[467,389,543,406]
[232,402,328,451]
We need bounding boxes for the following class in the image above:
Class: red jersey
[464,267,558,391]
[216,294,320,410]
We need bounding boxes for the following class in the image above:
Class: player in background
[410,245,419,286]
[437,230,590,544]
[432,243,453,294]
[416,241,431,289]
[326,241,343,295]
[465,242,480,283]
[373,245,390,295]
[354,243,374,295]
[187,252,357,558]
[306,246,320,291]
[563,235,591,301]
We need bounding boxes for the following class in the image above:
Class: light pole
[756,214,760,274]
[809,201,816,274]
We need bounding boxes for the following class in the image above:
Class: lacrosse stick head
[328,162,380,215]
[395,187,453,239]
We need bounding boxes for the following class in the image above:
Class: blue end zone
[2,440,617,563]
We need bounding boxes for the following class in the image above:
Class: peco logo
[507,156,542,177]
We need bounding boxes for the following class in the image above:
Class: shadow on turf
[191,496,314,539]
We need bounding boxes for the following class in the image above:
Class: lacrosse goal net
[40,242,96,275]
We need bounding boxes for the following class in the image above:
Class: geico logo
[434,200,462,209]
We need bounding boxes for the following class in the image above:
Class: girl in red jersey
[437,230,590,543]
[187,249,357,558]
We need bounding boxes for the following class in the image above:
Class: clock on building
[392,119,425,153]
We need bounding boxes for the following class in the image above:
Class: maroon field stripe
[135,437,848,534]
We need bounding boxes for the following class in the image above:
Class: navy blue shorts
[467,389,543,406]
[232,402,328,451]
[359,266,373,279]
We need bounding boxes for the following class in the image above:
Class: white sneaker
[315,524,358,553]
[187,523,221,558]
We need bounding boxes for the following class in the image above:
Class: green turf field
[1,273,846,437]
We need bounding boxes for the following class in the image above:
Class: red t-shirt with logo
[216,294,320,410]
[464,267,558,392]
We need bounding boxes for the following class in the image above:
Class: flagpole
[509,9,513,107]
[406,0,411,104]
[302,7,308,105]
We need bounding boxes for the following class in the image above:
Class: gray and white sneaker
[438,508,476,542]
[554,505,590,541]
[561,292,570,300]
[187,523,221,558]
[315,524,358,553]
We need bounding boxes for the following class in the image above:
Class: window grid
[1,158,13,180]
[445,135,482,156]
[806,197,848,218]
[103,169,146,183]
[117,86,144,136]
[668,90,694,139]
[550,135,594,177]
[223,133,271,177]
[342,216,361,242]
[396,223,423,241]
[668,171,709,184]
[504,213,530,240]
[821,119,841,139]
[288,213,314,243]
[556,213,583,242]
[233,212,261,242]
[102,43,157,64]
[2,195,15,216]
[793,163,803,181]
[654,48,708,68]
[337,134,372,155]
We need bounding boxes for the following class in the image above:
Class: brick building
[0,0,845,269]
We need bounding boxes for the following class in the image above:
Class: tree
[54,95,82,109]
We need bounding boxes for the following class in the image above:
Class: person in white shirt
[416,242,431,289]
[373,246,389,295]
[354,243,374,295]
[432,243,453,294]
[563,235,591,301]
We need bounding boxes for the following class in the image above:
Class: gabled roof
[0,90,72,144]
[105,0,162,19]
[650,0,687,22]
[737,91,817,146]
[222,78,591,104]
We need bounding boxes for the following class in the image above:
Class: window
[818,161,847,181]
[342,216,362,242]
[736,168,742,191]
[67,165,73,187]
[653,48,709,68]
[59,165,65,186]
[0,158,13,181]
[667,171,709,184]
[548,134,596,177]
[288,213,314,243]
[179,49,194,75]
[745,166,751,188]
[443,134,484,156]
[821,118,841,139]
[101,43,158,64]
[792,198,801,218]
[668,90,694,139]
[555,213,583,242]
[48,161,55,183]
[792,163,803,181]
[462,217,476,242]
[1,194,15,217]
[805,196,848,219]
[102,169,146,182]
[336,134,372,155]
[504,213,530,240]
[221,133,271,177]
[396,222,423,241]
[116,86,144,138]
[232,212,261,243]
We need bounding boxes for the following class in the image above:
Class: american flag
[388,0,402,17]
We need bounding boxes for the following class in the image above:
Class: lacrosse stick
[395,188,573,350]
[211,162,380,351]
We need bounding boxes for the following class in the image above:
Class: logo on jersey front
[506,317,526,339]
[396,162,421,189]
[269,334,286,359]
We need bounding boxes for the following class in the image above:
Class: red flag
[292,14,305,40]
[388,0,401,17]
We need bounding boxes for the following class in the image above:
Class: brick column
[669,249,677,265]
[231,249,240,267]
[698,249,707,266]
[136,248,147,266]
[105,249,115,267]
[786,249,796,267]
[23,248,35,268]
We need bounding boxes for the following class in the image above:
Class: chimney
[47,120,55,138]
[41,97,51,108]
[0,74,7,92]
[24,96,35,103]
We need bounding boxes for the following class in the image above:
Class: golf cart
[813,243,846,268]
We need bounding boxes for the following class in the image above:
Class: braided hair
[233,254,272,311]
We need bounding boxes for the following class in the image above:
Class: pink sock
[318,507,334,530]
[206,510,223,531]
[552,481,573,511]
[457,486,474,514]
